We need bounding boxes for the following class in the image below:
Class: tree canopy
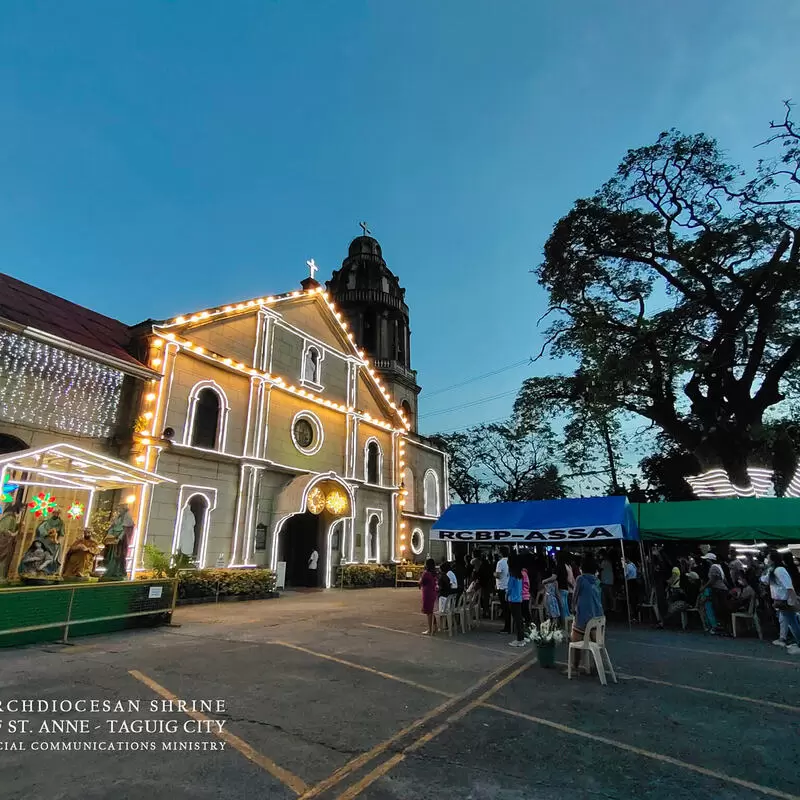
[528,103,800,489]
[429,420,566,505]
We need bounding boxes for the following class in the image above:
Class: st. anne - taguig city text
[0,698,229,752]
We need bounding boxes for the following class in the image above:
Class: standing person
[494,546,510,634]
[477,552,493,618]
[625,558,639,621]
[600,550,616,615]
[556,551,572,620]
[419,558,438,635]
[506,554,526,647]
[702,553,730,633]
[307,547,319,587]
[762,550,800,655]
[567,554,604,673]
[521,561,532,628]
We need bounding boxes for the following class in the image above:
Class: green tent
[635,498,800,542]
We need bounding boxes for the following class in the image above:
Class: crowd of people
[646,545,800,653]
[418,543,800,657]
[418,547,606,653]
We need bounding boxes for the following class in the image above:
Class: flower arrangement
[524,619,565,647]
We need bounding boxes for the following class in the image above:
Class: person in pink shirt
[521,565,532,628]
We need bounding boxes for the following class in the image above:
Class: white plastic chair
[453,593,470,633]
[639,588,661,624]
[567,616,617,686]
[467,591,481,629]
[490,594,501,620]
[531,588,546,624]
[434,594,457,637]
[731,593,763,639]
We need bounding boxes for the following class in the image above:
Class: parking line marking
[617,672,800,713]
[269,641,453,697]
[481,703,799,800]
[362,623,513,655]
[129,669,308,796]
[334,658,535,800]
[299,653,531,800]
[617,638,799,666]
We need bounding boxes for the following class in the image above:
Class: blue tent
[431,496,640,544]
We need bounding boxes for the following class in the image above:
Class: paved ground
[0,588,798,800]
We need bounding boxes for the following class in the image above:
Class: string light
[686,467,776,499]
[0,330,124,438]
[156,286,410,430]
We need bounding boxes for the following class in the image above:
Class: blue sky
[1,1,798,440]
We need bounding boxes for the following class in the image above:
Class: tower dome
[326,230,420,430]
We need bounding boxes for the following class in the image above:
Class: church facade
[134,233,449,585]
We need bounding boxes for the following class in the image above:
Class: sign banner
[430,525,623,543]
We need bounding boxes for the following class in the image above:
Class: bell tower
[326,228,421,431]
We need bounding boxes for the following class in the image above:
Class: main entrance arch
[271,472,355,588]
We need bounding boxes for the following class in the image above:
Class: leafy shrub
[336,564,394,588]
[143,544,193,578]
[394,562,425,582]
[179,568,277,599]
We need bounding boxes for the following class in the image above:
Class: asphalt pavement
[0,588,798,800]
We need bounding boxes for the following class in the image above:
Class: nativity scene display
[0,492,136,584]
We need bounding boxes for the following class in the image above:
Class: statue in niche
[19,510,65,575]
[0,504,22,581]
[178,504,197,557]
[62,530,102,578]
[101,505,135,579]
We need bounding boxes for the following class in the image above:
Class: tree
[430,420,566,503]
[514,374,627,493]
[533,105,800,489]
[427,431,487,504]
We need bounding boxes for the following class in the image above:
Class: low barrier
[0,579,178,647]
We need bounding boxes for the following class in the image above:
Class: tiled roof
[0,272,146,369]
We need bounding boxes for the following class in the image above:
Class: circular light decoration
[307,487,326,515]
[66,501,85,520]
[410,529,425,555]
[325,490,348,515]
[28,492,58,518]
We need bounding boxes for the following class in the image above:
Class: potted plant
[524,620,564,668]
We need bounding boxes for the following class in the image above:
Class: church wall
[182,313,259,366]
[163,352,250,456]
[269,323,350,405]
[264,390,347,474]
[277,299,349,353]
[352,486,392,564]
[355,373,387,420]
[144,450,241,567]
[354,423,394,487]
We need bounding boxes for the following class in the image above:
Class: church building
[135,232,449,586]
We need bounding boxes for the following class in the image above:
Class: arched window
[400,400,413,427]
[365,439,382,485]
[423,470,440,517]
[363,312,377,353]
[302,344,324,388]
[366,514,380,562]
[402,466,415,512]
[192,389,220,449]
[186,382,229,451]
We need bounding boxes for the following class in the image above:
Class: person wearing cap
[700,552,730,633]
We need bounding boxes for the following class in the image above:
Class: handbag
[775,589,800,612]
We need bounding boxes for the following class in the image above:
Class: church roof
[0,272,149,373]
[151,285,411,431]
